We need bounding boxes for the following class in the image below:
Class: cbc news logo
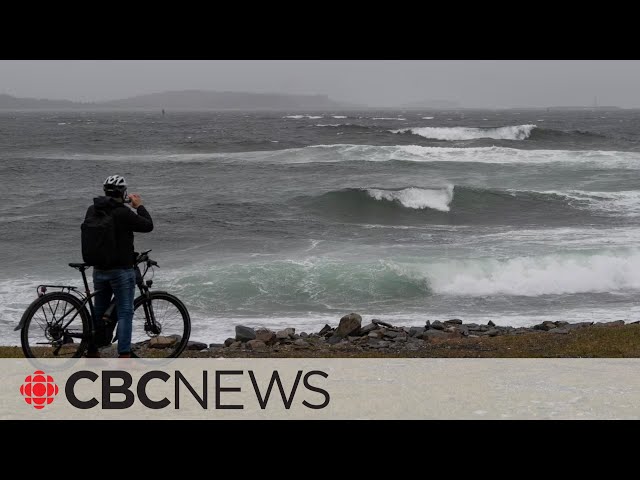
[20,370,59,410]
[17,368,330,412]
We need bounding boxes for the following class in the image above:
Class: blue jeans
[91,268,136,354]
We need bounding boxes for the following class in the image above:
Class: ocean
[2,109,640,344]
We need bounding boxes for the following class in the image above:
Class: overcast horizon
[1,60,640,109]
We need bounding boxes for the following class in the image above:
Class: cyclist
[83,175,153,358]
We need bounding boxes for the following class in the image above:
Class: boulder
[246,340,267,350]
[409,326,425,337]
[255,329,276,344]
[149,336,177,349]
[318,324,333,336]
[335,313,362,337]
[187,341,208,350]
[276,328,295,340]
[360,323,378,335]
[235,325,256,342]
[372,319,393,328]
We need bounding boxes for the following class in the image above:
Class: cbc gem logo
[20,370,59,410]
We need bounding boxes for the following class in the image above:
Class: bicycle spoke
[46,298,62,324]
[131,294,189,358]
[39,304,51,325]
[23,293,88,360]
[31,313,49,332]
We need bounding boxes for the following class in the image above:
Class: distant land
[0,92,627,111]
[0,94,80,109]
[0,91,363,111]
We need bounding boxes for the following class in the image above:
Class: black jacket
[85,196,153,269]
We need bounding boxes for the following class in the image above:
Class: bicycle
[16,250,191,359]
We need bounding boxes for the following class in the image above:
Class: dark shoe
[86,351,101,358]
[118,352,132,358]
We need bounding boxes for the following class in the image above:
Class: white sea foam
[283,115,324,119]
[391,250,640,296]
[302,144,640,169]
[23,144,640,170]
[366,186,454,211]
[392,124,537,140]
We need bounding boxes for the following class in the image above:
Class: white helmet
[103,175,128,197]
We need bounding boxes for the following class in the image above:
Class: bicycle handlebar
[135,250,159,269]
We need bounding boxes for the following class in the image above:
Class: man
[84,175,153,358]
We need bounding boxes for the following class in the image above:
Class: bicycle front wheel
[20,292,90,359]
[131,291,191,358]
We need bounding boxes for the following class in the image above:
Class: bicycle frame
[44,267,155,340]
[20,249,191,359]
[16,251,161,343]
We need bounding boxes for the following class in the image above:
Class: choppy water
[2,109,640,342]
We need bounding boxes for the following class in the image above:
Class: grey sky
[1,60,639,108]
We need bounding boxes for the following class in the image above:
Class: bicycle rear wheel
[131,291,191,358]
[20,292,90,359]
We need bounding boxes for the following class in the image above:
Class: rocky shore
[1,313,639,358]
[180,313,640,358]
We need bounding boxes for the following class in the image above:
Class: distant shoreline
[0,92,626,111]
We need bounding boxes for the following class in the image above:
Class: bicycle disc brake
[145,321,162,335]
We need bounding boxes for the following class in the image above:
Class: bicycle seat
[69,263,90,269]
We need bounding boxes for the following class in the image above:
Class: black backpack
[81,207,117,267]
